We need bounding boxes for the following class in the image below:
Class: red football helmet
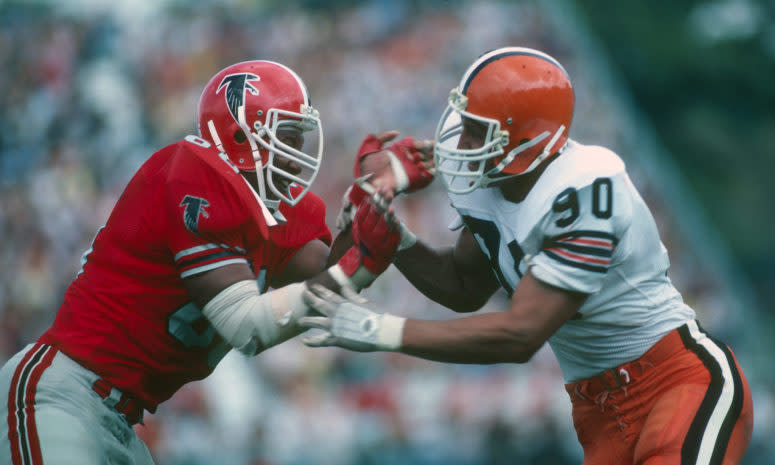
[197,60,323,207]
[434,47,574,194]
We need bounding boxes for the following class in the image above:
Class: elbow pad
[202,280,308,355]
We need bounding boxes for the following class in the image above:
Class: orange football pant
[565,320,753,465]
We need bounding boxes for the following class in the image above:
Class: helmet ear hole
[233,129,247,144]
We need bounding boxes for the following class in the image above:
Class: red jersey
[40,136,331,412]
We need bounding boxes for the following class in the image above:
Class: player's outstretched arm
[319,189,401,293]
[300,271,587,364]
[183,190,401,356]
[392,227,499,313]
[184,262,312,356]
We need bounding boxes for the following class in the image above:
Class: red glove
[355,133,434,193]
[334,134,384,230]
[335,177,372,231]
[337,133,434,230]
[381,136,435,193]
[331,196,400,291]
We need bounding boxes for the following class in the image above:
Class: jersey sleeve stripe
[180,258,249,278]
[177,250,245,269]
[542,230,617,273]
[556,237,614,249]
[543,231,616,259]
[174,242,249,278]
[174,243,247,261]
[548,247,611,265]
[543,249,609,273]
[550,230,618,244]
[547,240,613,258]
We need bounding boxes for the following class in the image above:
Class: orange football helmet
[434,47,574,193]
[197,60,323,207]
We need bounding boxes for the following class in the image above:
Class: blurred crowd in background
[0,1,771,464]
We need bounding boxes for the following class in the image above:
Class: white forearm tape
[202,280,308,355]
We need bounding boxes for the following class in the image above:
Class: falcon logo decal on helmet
[216,73,260,125]
[180,195,210,234]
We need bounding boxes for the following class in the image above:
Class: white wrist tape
[376,313,406,351]
[202,280,308,355]
[324,301,405,351]
[385,150,410,192]
[327,263,376,294]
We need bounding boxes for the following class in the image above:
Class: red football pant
[565,320,753,465]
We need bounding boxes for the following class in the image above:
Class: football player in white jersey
[300,47,753,465]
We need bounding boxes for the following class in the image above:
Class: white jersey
[447,140,695,382]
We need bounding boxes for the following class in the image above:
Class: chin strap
[237,105,270,203]
[483,125,566,187]
[235,105,290,223]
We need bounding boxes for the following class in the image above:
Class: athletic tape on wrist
[328,263,376,293]
[385,150,410,193]
[377,313,406,351]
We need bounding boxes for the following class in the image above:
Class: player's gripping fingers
[362,200,386,231]
[386,137,435,193]
[298,316,330,331]
[373,186,395,213]
[412,139,436,183]
[338,283,368,303]
[303,284,341,316]
[352,196,390,241]
[355,131,399,177]
[336,175,377,231]
[301,331,336,347]
[332,195,401,289]
[312,283,348,302]
[375,130,400,144]
[352,199,400,261]
[410,139,435,164]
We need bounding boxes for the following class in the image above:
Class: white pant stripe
[686,320,736,465]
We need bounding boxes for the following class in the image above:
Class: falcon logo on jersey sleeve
[180,195,210,234]
[542,231,617,273]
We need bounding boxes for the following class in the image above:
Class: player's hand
[350,187,399,274]
[336,131,434,230]
[332,188,401,291]
[299,284,405,352]
[356,131,435,194]
[335,174,372,230]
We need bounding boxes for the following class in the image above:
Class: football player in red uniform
[0,60,433,465]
